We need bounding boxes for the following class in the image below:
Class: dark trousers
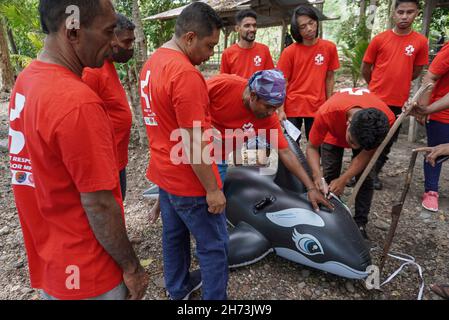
[374,106,402,175]
[424,120,449,192]
[287,117,314,142]
[119,168,127,201]
[321,143,375,226]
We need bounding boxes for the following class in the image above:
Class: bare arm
[81,191,140,273]
[325,71,335,99]
[278,148,333,211]
[415,144,449,166]
[306,142,326,191]
[419,71,441,106]
[328,149,375,196]
[182,127,226,214]
[361,62,373,85]
[81,190,148,299]
[412,65,425,80]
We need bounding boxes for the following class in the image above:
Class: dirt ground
[1,88,448,300]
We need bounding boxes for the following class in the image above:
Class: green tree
[0,0,43,70]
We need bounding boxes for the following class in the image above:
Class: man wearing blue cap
[206,70,333,211]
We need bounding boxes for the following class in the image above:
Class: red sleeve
[265,46,275,70]
[277,49,293,81]
[220,50,230,74]
[429,46,449,76]
[82,69,103,96]
[55,103,118,193]
[363,36,379,64]
[172,71,209,128]
[415,37,429,66]
[308,113,329,147]
[328,43,340,71]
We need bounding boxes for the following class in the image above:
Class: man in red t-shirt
[207,70,332,211]
[83,13,135,201]
[139,2,227,300]
[277,6,340,141]
[220,9,274,79]
[307,89,395,240]
[408,42,449,212]
[8,0,148,300]
[362,0,429,190]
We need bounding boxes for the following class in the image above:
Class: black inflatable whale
[224,135,371,279]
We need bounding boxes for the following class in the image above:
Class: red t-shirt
[82,60,133,171]
[140,48,222,196]
[363,30,429,107]
[428,43,449,123]
[277,39,340,118]
[309,88,395,148]
[8,61,123,300]
[206,74,289,161]
[220,42,275,79]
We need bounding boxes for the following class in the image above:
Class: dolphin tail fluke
[228,221,273,268]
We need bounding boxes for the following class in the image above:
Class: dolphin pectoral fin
[228,222,273,268]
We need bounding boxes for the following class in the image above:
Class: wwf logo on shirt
[405,45,415,56]
[314,54,324,65]
[254,55,262,67]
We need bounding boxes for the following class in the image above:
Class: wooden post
[386,0,394,29]
[316,3,324,38]
[408,0,436,142]
[224,27,231,49]
[421,0,437,38]
[280,20,287,53]
[0,19,15,93]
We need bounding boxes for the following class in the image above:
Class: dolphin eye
[299,238,322,255]
[292,229,324,256]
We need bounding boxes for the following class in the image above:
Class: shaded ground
[1,94,448,300]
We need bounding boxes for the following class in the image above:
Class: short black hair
[115,13,135,34]
[290,6,320,43]
[39,0,105,35]
[235,9,257,25]
[394,0,420,9]
[175,2,223,39]
[349,108,390,150]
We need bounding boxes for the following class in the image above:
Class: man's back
[140,47,221,196]
[83,60,133,171]
[9,60,123,299]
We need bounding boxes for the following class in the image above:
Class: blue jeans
[424,120,449,192]
[159,188,229,300]
[217,163,228,185]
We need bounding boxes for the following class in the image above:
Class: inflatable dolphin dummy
[224,135,371,279]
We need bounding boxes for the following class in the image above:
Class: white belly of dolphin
[274,247,368,279]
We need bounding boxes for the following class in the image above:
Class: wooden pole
[280,20,287,53]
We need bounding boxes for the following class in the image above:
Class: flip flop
[430,283,449,300]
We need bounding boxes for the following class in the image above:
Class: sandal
[430,283,449,300]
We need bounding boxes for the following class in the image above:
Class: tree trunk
[0,19,15,93]
[386,0,395,29]
[359,0,367,20]
[124,64,148,147]
[367,0,378,38]
[7,27,17,55]
[132,0,148,72]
